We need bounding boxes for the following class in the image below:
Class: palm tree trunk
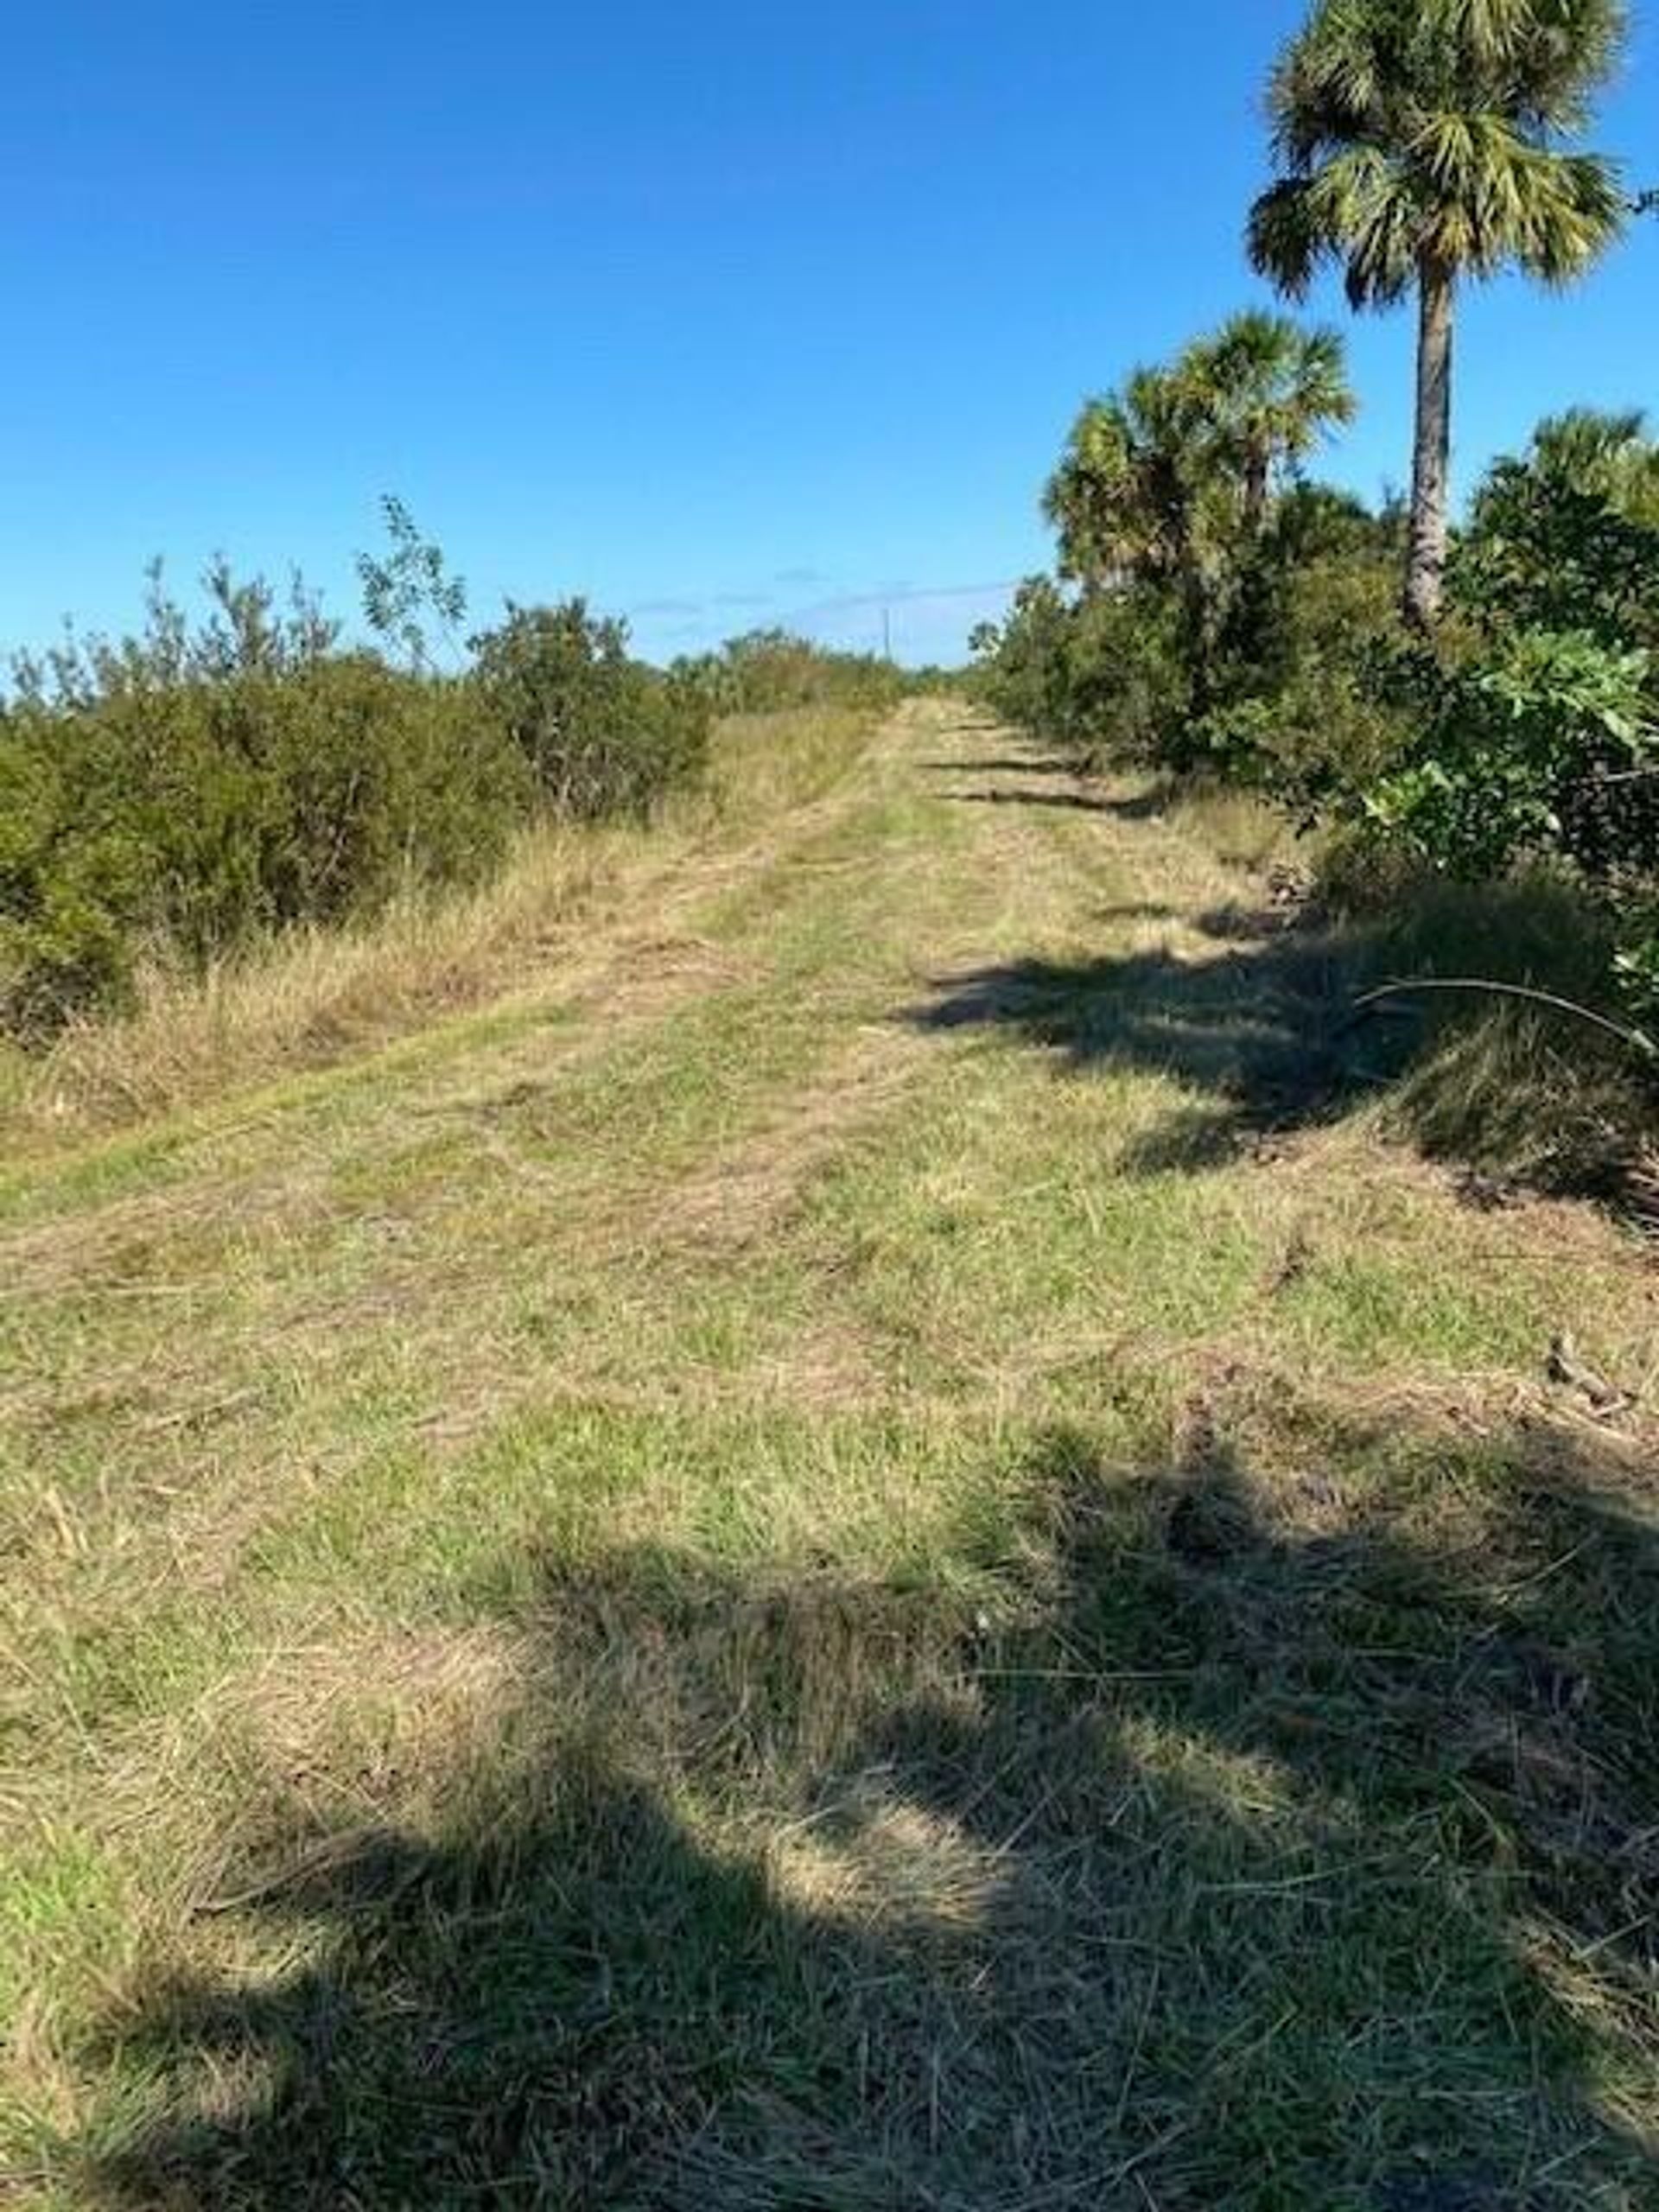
[1405,260,1454,630]
[1243,445,1270,537]
[1180,562,1214,726]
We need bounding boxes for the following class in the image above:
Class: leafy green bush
[1353,628,1655,881]
[1292,415,1659,1096]
[0,740,144,1028]
[1197,489,1406,793]
[1316,419,1659,1009]
[471,600,711,820]
[969,578,1185,767]
[0,569,531,1034]
[1363,413,1659,879]
[1452,410,1659,652]
[973,481,1404,795]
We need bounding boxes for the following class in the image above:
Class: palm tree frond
[1246,178,1329,296]
[1306,147,1421,305]
[1252,0,1630,625]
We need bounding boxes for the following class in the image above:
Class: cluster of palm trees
[1043,316,1356,582]
[1049,0,1637,635]
[1041,315,1358,711]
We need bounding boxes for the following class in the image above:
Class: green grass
[2,703,1656,2209]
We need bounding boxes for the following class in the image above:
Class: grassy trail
[3,699,1656,2208]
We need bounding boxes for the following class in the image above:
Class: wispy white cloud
[787,578,1020,626]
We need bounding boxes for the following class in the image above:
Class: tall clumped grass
[1331,864,1654,1200]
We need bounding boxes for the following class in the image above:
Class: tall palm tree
[1248,0,1629,628]
[1180,310,1356,533]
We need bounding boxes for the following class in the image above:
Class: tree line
[973,0,1659,1059]
[0,505,903,1038]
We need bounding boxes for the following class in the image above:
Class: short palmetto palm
[1041,367,1202,593]
[1041,315,1355,717]
[1042,316,1353,589]
[1180,312,1357,531]
[1248,0,1629,627]
[1523,405,1659,524]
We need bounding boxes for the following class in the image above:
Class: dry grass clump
[1163,778,1307,875]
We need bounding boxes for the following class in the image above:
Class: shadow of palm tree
[947,787,1128,815]
[69,1415,1658,2209]
[905,918,1382,1170]
[919,757,1087,777]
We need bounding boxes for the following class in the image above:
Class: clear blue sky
[4,3,1656,667]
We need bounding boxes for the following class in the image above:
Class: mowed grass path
[3,700,1656,2209]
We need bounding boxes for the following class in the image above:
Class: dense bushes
[1355,627,1655,882]
[977,376,1659,880]
[972,344,1659,1108]
[672,627,906,716]
[970,581,1183,769]
[0,562,717,1035]
[0,524,921,1041]
[473,600,711,821]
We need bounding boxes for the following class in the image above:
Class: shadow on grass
[948,787,1129,817]
[938,773,1173,819]
[73,1418,1659,2209]
[919,756,1087,777]
[905,918,1378,1171]
[922,733,1169,820]
[922,745,1648,1201]
[903,912,1649,1196]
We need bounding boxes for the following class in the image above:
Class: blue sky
[3,3,1656,668]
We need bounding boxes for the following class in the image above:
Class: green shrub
[1201,490,1408,798]
[0,738,146,1029]
[673,629,905,717]
[1344,627,1654,881]
[975,477,1405,793]
[1315,418,1659,1045]
[969,578,1185,768]
[0,570,531,1034]
[1376,414,1659,885]
[1452,409,1659,652]
[471,600,711,819]
[2,552,890,1043]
